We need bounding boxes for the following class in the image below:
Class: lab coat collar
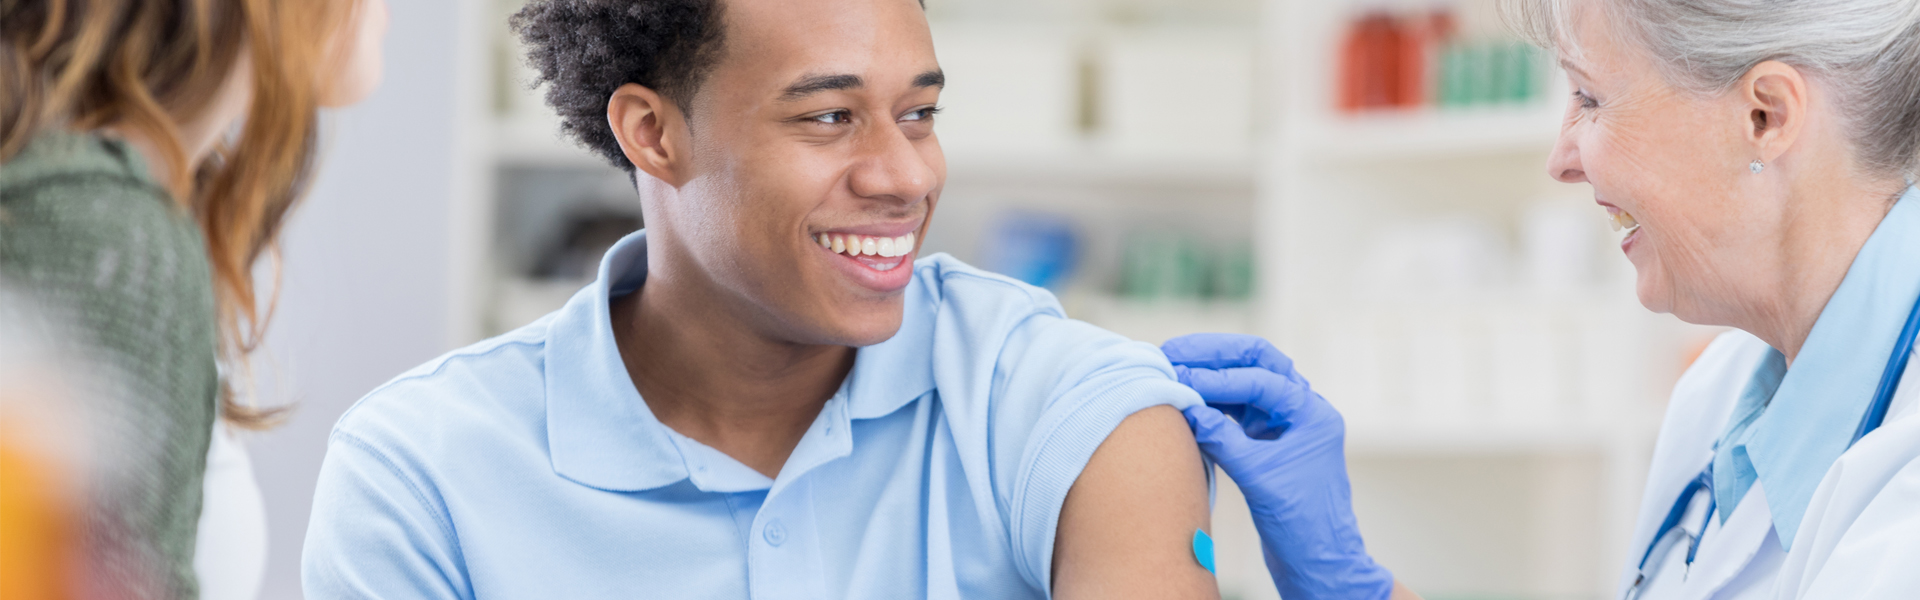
[544,230,938,492]
[1741,187,1920,549]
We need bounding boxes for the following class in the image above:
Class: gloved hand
[1163,333,1394,600]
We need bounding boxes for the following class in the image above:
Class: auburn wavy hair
[0,0,355,427]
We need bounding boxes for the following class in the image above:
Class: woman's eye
[1573,91,1599,110]
[810,111,851,125]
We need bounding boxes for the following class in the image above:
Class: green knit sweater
[0,131,217,599]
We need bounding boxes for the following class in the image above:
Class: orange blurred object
[0,430,78,600]
[1339,12,1401,112]
[1339,8,1459,112]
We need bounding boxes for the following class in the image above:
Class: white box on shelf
[1310,305,1398,427]
[927,22,1081,160]
[1099,27,1254,162]
[1404,304,1480,427]
[1486,302,1569,427]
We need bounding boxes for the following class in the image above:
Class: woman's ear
[608,83,692,186]
[1741,60,1810,163]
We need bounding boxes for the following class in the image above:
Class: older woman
[1172,0,1920,599]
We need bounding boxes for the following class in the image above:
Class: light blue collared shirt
[1714,187,1920,550]
[301,231,1202,599]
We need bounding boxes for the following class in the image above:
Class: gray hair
[1507,0,1920,179]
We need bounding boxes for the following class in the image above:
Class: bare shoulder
[1052,404,1217,600]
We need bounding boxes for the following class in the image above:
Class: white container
[1312,306,1397,426]
[1098,27,1254,162]
[1404,305,1480,428]
[927,23,1081,160]
[1520,200,1600,294]
[1487,302,1568,427]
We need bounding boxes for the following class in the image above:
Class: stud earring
[1750,159,1766,174]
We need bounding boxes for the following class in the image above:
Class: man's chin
[822,306,908,348]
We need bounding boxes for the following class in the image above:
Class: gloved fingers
[1178,365,1325,417]
[1162,333,1295,373]
[1182,404,1255,458]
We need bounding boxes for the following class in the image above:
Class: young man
[301,0,1215,597]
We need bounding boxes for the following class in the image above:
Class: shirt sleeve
[987,311,1204,590]
[303,431,471,600]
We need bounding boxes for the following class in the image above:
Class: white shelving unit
[1247,1,1715,598]
[464,1,1726,598]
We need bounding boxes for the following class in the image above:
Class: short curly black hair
[510,0,727,170]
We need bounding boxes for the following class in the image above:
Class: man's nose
[847,124,938,205]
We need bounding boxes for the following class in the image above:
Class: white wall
[245,0,482,597]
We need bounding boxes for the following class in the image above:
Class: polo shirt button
[763,520,787,547]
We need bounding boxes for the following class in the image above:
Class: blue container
[982,211,1081,291]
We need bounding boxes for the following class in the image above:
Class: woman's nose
[1547,130,1586,184]
[847,125,937,206]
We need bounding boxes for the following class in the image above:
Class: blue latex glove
[1163,333,1394,600]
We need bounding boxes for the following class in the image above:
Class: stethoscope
[1623,290,1920,600]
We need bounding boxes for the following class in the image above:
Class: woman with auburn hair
[0,0,386,596]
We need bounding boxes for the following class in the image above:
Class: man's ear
[607,83,691,186]
[1741,60,1809,164]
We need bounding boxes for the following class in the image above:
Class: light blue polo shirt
[301,231,1203,599]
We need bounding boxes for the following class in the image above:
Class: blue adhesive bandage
[1191,529,1216,574]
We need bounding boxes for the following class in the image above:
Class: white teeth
[818,231,920,259]
[1609,211,1640,232]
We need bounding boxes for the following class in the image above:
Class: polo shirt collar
[1725,187,1920,549]
[843,271,938,420]
[546,230,937,492]
[546,230,688,492]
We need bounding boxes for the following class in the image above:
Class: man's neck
[610,258,855,479]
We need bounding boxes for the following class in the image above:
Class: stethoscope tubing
[1851,292,1920,446]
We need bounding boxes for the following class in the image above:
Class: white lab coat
[1624,330,1920,600]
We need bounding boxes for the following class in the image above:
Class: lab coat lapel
[1679,485,1777,599]
[1619,333,1773,596]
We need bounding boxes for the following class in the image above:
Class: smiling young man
[300,0,1215,598]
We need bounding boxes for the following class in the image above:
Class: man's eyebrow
[777,70,945,101]
[780,74,863,101]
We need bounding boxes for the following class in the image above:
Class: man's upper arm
[975,309,1214,598]
[1052,405,1218,599]
[303,432,468,600]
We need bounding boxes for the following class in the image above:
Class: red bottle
[1339,12,1400,112]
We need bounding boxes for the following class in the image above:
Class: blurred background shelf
[492,117,605,169]
[1300,105,1566,162]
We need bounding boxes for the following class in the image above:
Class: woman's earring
[1750,159,1766,174]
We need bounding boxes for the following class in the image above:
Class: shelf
[945,150,1255,188]
[1344,421,1650,455]
[1068,295,1256,345]
[1293,105,1563,163]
